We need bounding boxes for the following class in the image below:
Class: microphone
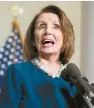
[62,63,94,99]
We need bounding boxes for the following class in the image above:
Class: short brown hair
[24,5,75,65]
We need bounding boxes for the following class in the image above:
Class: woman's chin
[40,49,59,55]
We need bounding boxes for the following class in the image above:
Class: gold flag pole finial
[11,4,24,20]
[11,4,24,44]
[11,4,24,53]
[11,4,19,20]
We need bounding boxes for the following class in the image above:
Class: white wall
[0,1,81,67]
[81,1,94,83]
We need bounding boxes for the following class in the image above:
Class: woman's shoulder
[7,61,35,73]
[13,61,33,67]
[5,61,37,81]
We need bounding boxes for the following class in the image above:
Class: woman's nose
[45,25,52,35]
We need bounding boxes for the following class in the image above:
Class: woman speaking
[0,5,88,108]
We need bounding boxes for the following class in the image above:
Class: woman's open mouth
[42,39,55,47]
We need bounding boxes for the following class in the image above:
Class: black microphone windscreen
[66,63,81,78]
[91,83,94,87]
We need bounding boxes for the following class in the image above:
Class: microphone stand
[81,83,94,108]
[68,77,94,108]
[83,93,94,108]
[62,70,94,108]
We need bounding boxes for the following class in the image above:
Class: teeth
[42,40,54,44]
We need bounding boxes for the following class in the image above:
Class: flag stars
[18,39,21,43]
[0,54,3,59]
[14,35,18,40]
[20,49,23,53]
[5,51,9,55]
[7,61,12,65]
[16,51,20,56]
[0,48,4,52]
[17,45,21,50]
[14,59,18,62]
[9,55,14,59]
[0,22,24,84]
[6,44,11,49]
[20,55,23,60]
[3,57,8,62]
[1,64,6,69]
[8,38,13,43]
[0,70,5,76]
[13,42,16,46]
[10,48,15,53]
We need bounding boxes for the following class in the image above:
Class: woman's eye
[53,24,60,29]
[38,24,45,29]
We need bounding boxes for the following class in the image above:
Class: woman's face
[34,12,64,55]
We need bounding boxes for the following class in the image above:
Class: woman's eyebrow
[36,21,45,24]
[52,21,60,24]
[36,21,60,26]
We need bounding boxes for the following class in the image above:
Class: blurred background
[0,1,94,83]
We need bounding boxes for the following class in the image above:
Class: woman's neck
[38,53,60,65]
[33,55,64,78]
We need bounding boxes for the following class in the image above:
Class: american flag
[0,20,24,89]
